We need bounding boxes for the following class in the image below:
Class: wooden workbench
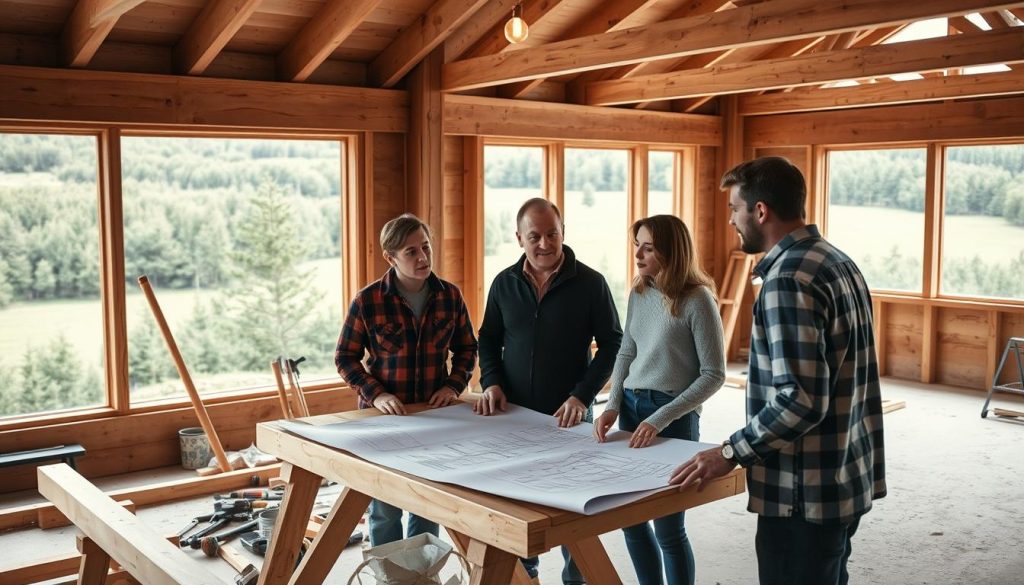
[255,406,745,585]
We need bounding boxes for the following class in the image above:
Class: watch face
[722,443,735,460]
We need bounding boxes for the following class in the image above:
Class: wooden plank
[98,128,129,412]
[289,487,371,585]
[937,307,990,388]
[39,498,136,529]
[881,400,906,414]
[0,65,408,132]
[443,94,721,146]
[0,464,280,531]
[276,0,386,82]
[442,0,517,62]
[739,69,1024,116]
[585,28,1024,105]
[922,143,944,299]
[36,464,223,585]
[407,46,445,254]
[62,0,146,67]
[565,536,620,585]
[987,311,1003,387]
[77,537,112,585]
[174,0,263,75]
[465,539,518,585]
[546,142,565,212]
[921,305,937,384]
[745,95,1024,147]
[874,300,888,377]
[441,0,1024,91]
[993,407,1024,417]
[886,303,924,382]
[369,0,488,87]
[462,136,484,331]
[256,464,321,585]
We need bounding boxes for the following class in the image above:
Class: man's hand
[593,409,618,442]
[428,387,460,408]
[554,396,587,428]
[629,422,658,448]
[669,446,737,491]
[371,392,407,415]
[473,385,507,416]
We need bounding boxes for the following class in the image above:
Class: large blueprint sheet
[279,403,715,515]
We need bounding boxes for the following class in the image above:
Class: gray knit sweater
[606,284,726,432]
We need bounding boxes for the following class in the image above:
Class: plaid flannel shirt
[335,269,477,409]
[730,225,887,524]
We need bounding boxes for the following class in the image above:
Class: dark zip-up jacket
[478,245,623,415]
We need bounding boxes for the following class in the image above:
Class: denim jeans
[520,547,584,584]
[368,499,439,546]
[755,511,861,585]
[618,389,699,585]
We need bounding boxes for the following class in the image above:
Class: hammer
[218,543,260,585]
[199,519,259,554]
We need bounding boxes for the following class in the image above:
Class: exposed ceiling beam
[62,0,146,67]
[174,0,263,75]
[369,0,488,87]
[443,0,1024,92]
[981,10,1013,28]
[564,0,732,100]
[277,0,386,82]
[461,0,570,60]
[498,0,662,99]
[738,69,1024,115]
[586,27,1024,106]
[442,0,517,62]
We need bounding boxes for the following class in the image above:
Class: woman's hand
[593,410,619,442]
[629,422,658,448]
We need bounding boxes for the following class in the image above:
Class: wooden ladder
[719,251,756,357]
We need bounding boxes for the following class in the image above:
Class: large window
[121,137,343,402]
[826,148,926,292]
[565,148,630,323]
[483,145,543,297]
[942,144,1024,301]
[647,150,675,217]
[0,133,105,418]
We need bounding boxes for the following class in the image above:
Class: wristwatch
[721,440,736,462]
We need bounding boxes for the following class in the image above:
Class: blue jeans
[368,499,439,546]
[618,389,699,585]
[520,548,584,584]
[755,512,861,585]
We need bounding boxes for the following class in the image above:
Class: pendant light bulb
[504,3,529,44]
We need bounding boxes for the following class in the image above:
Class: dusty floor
[2,376,1023,584]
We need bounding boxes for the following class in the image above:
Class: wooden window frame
[0,125,359,431]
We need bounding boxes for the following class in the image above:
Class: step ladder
[719,250,756,357]
[981,337,1024,419]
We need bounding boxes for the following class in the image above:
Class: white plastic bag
[348,533,467,585]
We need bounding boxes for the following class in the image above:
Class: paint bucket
[256,507,279,541]
[178,427,213,470]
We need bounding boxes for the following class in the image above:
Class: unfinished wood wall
[0,67,407,493]
[744,97,1024,392]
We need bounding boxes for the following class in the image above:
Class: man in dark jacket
[474,197,623,583]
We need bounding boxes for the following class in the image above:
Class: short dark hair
[516,197,563,230]
[720,157,806,221]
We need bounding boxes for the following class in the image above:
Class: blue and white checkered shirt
[729,225,887,524]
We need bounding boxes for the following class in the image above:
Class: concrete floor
[2,376,1023,584]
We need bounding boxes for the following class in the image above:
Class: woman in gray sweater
[593,214,725,585]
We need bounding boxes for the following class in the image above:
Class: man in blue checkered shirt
[671,157,886,585]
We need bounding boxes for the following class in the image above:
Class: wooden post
[137,275,232,473]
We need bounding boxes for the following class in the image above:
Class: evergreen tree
[224,180,321,370]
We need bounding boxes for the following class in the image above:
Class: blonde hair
[380,213,432,256]
[631,215,716,316]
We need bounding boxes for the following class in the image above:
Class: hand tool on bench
[200,518,259,557]
[218,543,260,585]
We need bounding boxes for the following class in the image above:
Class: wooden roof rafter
[369,0,490,87]
[585,27,1024,106]
[174,0,263,76]
[277,0,387,82]
[564,0,733,103]
[62,0,146,67]
[498,0,665,99]
[442,0,1024,92]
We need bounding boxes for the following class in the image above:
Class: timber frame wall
[0,64,723,494]
[741,97,1024,392]
[2,60,1023,492]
